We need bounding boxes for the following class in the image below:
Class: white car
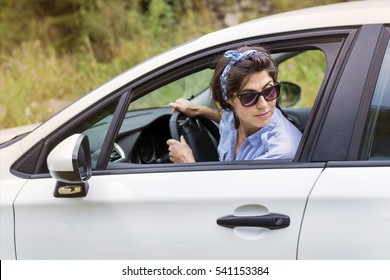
[1,0,389,260]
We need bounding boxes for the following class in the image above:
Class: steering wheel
[169,110,219,162]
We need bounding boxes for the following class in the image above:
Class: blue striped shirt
[218,108,302,161]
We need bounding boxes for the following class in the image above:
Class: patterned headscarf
[220,50,270,101]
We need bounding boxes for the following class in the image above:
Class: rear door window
[360,38,390,160]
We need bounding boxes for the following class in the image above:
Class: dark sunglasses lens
[238,84,280,106]
[240,93,259,106]
[264,85,280,101]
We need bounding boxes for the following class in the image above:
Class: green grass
[1,40,118,128]
[0,0,344,129]
[0,16,217,129]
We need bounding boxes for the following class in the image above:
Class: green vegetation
[278,50,327,108]
[0,0,345,129]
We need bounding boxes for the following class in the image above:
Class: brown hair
[210,46,277,110]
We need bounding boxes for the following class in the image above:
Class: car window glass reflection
[360,38,390,160]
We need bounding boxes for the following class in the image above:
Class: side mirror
[47,134,92,198]
[279,81,301,107]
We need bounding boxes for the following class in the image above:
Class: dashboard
[111,108,172,165]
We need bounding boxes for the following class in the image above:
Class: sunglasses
[236,83,280,107]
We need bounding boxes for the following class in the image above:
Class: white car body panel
[0,123,40,144]
[0,143,27,260]
[298,166,390,259]
[14,168,322,259]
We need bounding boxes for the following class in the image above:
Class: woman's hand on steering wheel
[166,136,195,163]
[168,98,220,162]
[170,98,199,117]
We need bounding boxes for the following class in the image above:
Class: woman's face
[230,71,277,136]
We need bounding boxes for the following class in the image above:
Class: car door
[299,26,390,259]
[12,30,349,259]
[14,163,323,259]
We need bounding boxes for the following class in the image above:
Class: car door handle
[217,213,290,230]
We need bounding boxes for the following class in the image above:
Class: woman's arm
[170,98,222,123]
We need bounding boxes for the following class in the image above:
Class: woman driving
[166,46,302,163]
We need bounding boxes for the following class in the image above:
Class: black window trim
[95,91,133,170]
[311,24,385,162]
[349,25,390,162]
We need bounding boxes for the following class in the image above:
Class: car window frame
[10,90,128,178]
[351,25,390,163]
[11,26,362,178]
[96,27,357,174]
[312,24,390,167]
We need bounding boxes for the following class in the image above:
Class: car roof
[20,0,390,150]
[204,0,390,39]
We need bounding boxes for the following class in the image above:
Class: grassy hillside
[0,0,345,129]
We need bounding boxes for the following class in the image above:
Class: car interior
[89,49,325,168]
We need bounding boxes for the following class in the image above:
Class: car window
[108,47,329,167]
[278,50,326,108]
[43,98,120,172]
[360,38,390,160]
[80,100,120,168]
[14,97,121,176]
[275,49,327,133]
[128,68,214,111]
